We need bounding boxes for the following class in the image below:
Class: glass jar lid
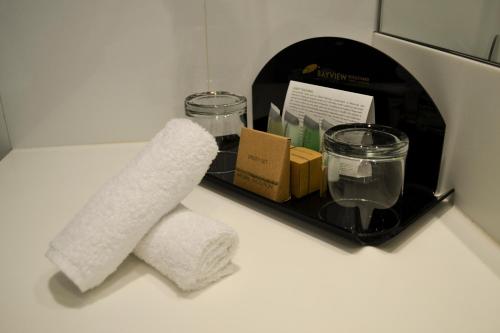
[185,91,247,116]
[324,123,409,159]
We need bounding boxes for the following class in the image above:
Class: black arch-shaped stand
[203,37,453,245]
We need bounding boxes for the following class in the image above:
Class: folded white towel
[134,205,239,291]
[46,118,218,292]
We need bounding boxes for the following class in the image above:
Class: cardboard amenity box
[290,146,322,198]
[234,128,290,202]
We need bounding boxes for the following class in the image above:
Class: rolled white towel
[46,118,218,292]
[134,205,239,291]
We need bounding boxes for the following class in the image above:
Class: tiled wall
[380,0,500,60]
[0,97,11,159]
[373,33,500,243]
[0,0,377,147]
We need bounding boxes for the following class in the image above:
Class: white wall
[0,0,208,147]
[373,33,500,243]
[0,97,11,159]
[205,0,378,124]
[0,0,378,148]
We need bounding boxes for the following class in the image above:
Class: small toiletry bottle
[267,103,284,136]
[283,112,302,147]
[302,115,320,151]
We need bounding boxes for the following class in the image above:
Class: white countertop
[1,143,500,333]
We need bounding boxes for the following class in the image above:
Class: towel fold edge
[46,246,92,292]
[178,262,240,291]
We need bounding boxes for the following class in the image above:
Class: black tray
[203,153,452,245]
[202,37,453,245]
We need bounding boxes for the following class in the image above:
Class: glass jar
[324,123,409,231]
[185,91,247,174]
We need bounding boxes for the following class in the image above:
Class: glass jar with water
[324,124,409,233]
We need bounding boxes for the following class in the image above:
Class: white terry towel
[46,118,218,292]
[134,205,239,291]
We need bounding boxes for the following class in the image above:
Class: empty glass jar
[185,91,247,174]
[324,124,409,231]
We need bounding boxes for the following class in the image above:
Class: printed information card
[282,80,375,179]
[282,80,375,127]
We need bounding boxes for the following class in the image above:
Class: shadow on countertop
[43,255,221,308]
[379,199,454,253]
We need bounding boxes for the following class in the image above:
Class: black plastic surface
[204,156,451,245]
[202,37,453,245]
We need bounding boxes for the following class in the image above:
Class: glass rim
[324,123,409,159]
[185,91,247,116]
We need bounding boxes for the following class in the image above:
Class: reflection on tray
[203,148,445,245]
